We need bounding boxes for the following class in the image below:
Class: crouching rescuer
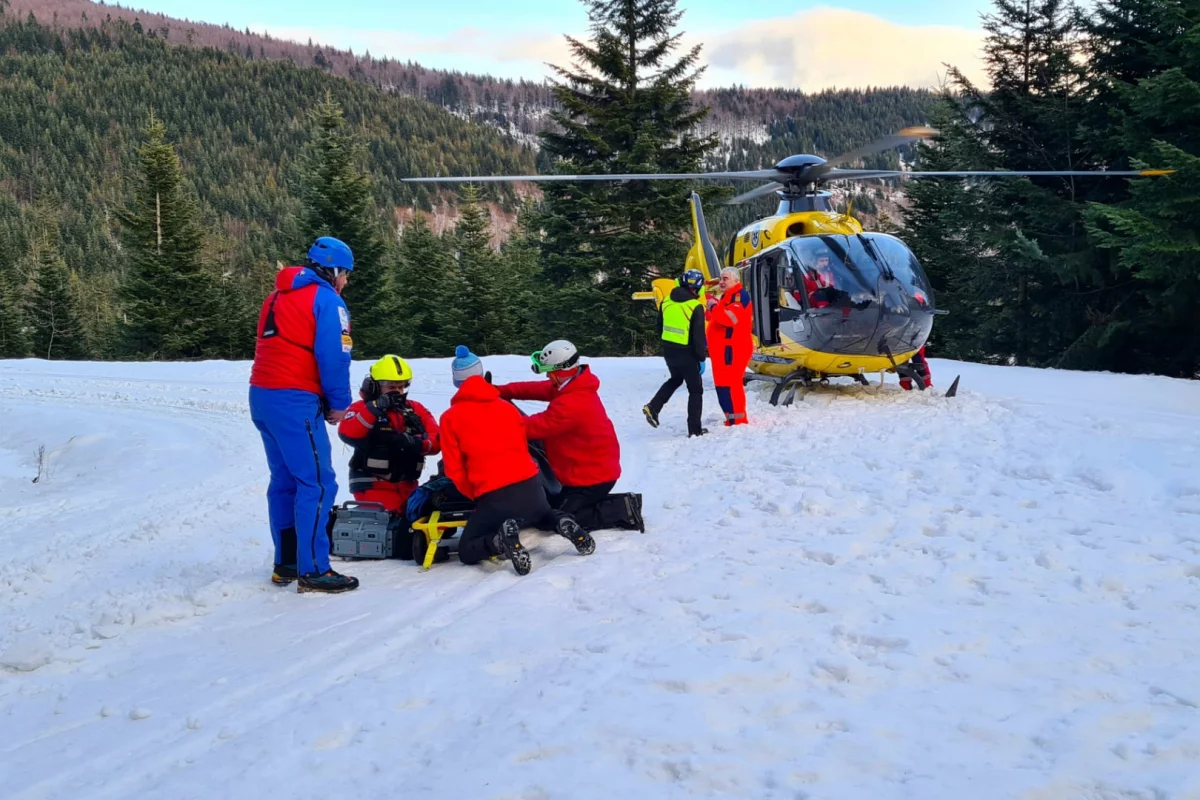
[337,355,439,537]
[495,339,644,533]
[438,347,595,576]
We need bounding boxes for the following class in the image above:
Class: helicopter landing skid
[744,369,817,406]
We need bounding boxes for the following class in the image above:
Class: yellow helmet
[369,355,413,382]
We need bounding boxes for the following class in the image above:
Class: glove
[365,393,393,419]
[398,432,424,456]
[698,361,706,376]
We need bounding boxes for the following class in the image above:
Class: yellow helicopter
[403,126,1171,403]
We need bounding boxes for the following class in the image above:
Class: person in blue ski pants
[248,236,359,594]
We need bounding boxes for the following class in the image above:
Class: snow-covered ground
[2,356,1198,799]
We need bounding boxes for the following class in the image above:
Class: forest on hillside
[1,0,1197,380]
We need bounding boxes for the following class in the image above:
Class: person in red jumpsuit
[899,346,934,390]
[705,267,754,426]
[337,355,440,515]
[802,251,837,308]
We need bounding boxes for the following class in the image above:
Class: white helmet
[531,339,580,374]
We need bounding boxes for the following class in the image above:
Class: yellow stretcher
[409,508,471,570]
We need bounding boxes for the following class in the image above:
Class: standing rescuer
[248,236,359,594]
[706,267,754,426]
[643,268,709,437]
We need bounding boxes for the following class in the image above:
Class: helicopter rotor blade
[400,169,787,184]
[893,168,1175,178]
[803,126,940,183]
[725,181,784,205]
[813,167,1175,182]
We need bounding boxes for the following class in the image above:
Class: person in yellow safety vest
[643,269,709,437]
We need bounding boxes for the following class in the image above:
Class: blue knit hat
[451,345,484,387]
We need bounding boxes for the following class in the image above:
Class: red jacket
[249,266,353,410]
[338,396,440,495]
[438,376,539,500]
[497,366,621,488]
[706,283,754,384]
[338,397,440,455]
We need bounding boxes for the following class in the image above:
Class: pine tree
[0,252,28,359]
[26,209,86,360]
[453,184,510,354]
[297,91,391,357]
[117,115,218,359]
[500,199,549,355]
[394,213,460,357]
[538,0,719,354]
[1082,0,1200,377]
[905,0,1095,366]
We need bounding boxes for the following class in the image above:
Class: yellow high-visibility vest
[661,296,701,345]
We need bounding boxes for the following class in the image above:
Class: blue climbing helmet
[307,236,355,273]
[680,269,704,292]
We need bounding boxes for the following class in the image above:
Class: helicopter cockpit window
[789,237,877,310]
[861,233,934,306]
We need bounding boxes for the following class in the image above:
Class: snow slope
[2,357,1199,799]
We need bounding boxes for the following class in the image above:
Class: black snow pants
[552,481,645,533]
[457,475,569,565]
[647,356,704,435]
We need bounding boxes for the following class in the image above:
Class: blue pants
[249,387,336,576]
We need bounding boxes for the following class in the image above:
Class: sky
[117,0,994,91]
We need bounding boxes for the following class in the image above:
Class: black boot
[556,517,595,555]
[629,493,645,533]
[271,564,298,585]
[642,404,660,428]
[271,526,299,584]
[490,519,532,575]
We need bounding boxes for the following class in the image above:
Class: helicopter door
[744,253,780,346]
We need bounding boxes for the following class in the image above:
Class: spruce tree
[500,199,549,355]
[1083,0,1200,377]
[26,210,87,360]
[393,213,460,357]
[297,91,391,357]
[117,115,218,359]
[538,0,719,354]
[905,0,1095,366]
[0,238,28,358]
[453,184,510,355]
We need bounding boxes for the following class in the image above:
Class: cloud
[250,6,986,91]
[702,7,987,91]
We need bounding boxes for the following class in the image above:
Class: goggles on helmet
[530,350,556,374]
[531,350,580,374]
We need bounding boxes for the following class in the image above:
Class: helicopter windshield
[785,233,934,311]
[788,236,877,310]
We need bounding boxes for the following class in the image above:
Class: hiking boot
[297,569,360,594]
[628,494,645,533]
[557,517,595,555]
[271,564,298,586]
[642,405,660,428]
[688,427,709,437]
[491,519,532,576]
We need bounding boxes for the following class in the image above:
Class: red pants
[900,348,933,390]
[353,483,416,515]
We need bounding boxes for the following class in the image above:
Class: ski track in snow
[2,357,1199,799]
